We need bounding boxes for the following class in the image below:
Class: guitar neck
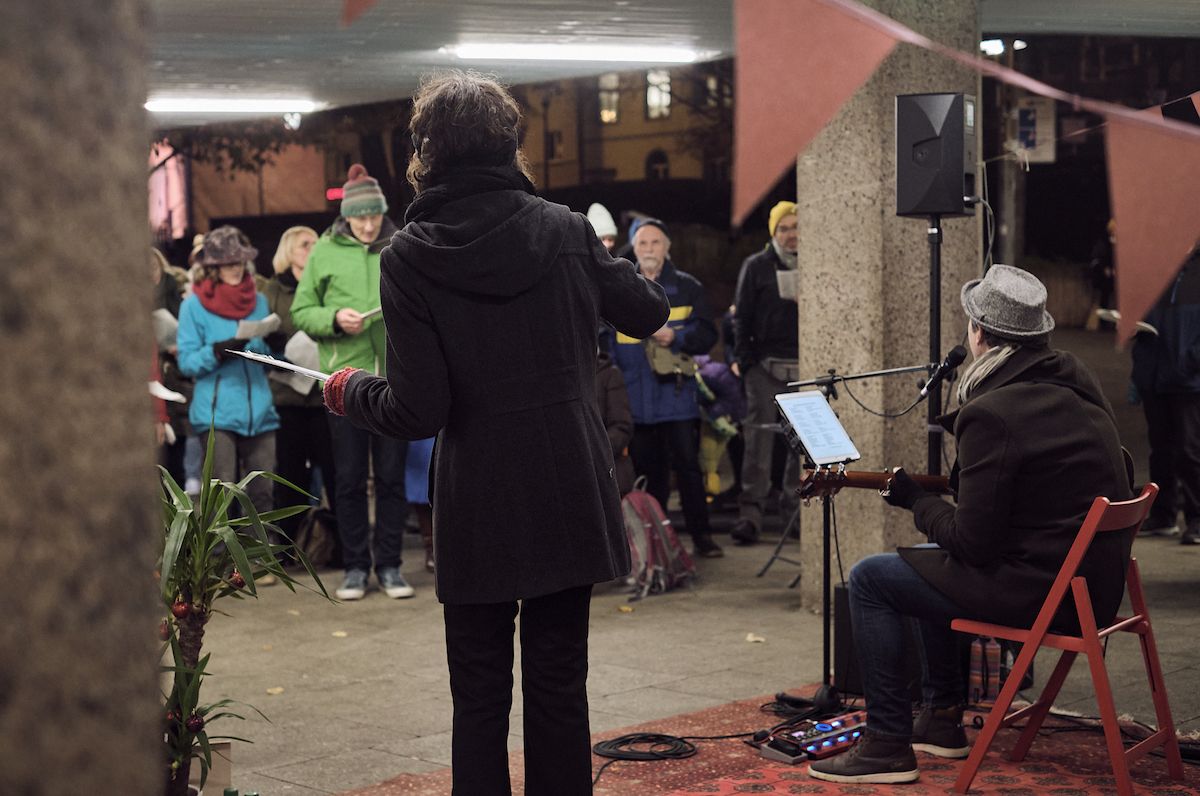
[815,470,953,494]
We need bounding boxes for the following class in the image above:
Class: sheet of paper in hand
[268,331,321,395]
[228,349,330,383]
[152,308,179,350]
[235,312,282,340]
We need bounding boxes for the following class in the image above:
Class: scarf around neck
[196,273,257,320]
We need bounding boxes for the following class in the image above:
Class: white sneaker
[378,567,415,599]
[184,477,201,497]
[335,569,368,601]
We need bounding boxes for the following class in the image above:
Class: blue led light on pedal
[822,740,832,747]
[814,723,833,731]
[852,731,861,738]
[837,735,847,742]
[807,745,817,752]
[831,721,842,727]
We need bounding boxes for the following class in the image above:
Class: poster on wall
[1015,96,1057,164]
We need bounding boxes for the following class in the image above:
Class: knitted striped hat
[340,163,388,218]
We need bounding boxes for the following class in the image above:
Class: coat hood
[939,345,1113,430]
[387,166,567,298]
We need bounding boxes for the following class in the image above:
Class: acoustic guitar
[798,468,952,501]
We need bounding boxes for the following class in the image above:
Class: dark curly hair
[406,70,535,192]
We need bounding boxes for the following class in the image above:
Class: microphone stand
[783,359,938,712]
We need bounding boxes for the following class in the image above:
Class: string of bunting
[734,0,1200,341]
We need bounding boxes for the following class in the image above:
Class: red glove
[323,367,361,416]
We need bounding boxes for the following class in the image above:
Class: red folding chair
[950,483,1184,795]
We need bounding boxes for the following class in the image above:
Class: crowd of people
[146,69,1191,794]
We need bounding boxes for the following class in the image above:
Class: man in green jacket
[291,164,413,602]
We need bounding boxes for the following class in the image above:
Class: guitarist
[810,265,1133,785]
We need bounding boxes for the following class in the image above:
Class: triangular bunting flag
[341,0,378,27]
[1105,113,1200,340]
[733,0,898,226]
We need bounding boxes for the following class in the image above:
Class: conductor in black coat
[321,72,668,795]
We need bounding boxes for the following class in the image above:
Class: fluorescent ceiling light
[145,98,318,114]
[1013,39,1028,50]
[979,39,1005,56]
[453,43,697,63]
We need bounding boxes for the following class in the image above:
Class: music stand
[773,389,861,707]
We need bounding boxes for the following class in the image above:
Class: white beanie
[586,203,618,238]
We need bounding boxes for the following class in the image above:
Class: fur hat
[586,203,617,238]
[961,264,1055,340]
[768,201,797,237]
[341,163,388,218]
[199,225,258,267]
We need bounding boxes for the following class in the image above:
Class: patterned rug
[339,686,1192,795]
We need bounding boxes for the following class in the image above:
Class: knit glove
[212,338,247,362]
[322,367,361,416]
[882,467,928,510]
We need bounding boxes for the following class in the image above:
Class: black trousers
[630,419,712,537]
[443,584,593,796]
[273,405,338,544]
[1142,390,1200,523]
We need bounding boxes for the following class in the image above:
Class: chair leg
[1010,650,1077,762]
[1127,566,1185,779]
[953,640,1039,794]
[1074,581,1135,796]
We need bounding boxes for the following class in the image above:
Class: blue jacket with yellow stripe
[610,260,718,424]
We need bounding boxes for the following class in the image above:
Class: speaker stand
[926,214,944,477]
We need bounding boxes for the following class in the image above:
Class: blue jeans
[848,548,971,738]
[328,413,408,573]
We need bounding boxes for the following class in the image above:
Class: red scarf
[196,273,257,319]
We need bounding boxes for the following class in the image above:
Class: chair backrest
[1026,483,1158,636]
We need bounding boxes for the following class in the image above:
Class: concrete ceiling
[148,0,1200,128]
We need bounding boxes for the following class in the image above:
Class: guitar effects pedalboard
[754,710,866,764]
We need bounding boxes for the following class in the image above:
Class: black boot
[807,728,919,784]
[692,533,724,558]
[730,518,759,545]
[912,704,970,758]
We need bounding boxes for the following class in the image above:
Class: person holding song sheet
[176,226,280,520]
[320,71,668,795]
[809,264,1133,784]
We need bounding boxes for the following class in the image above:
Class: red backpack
[620,479,697,600]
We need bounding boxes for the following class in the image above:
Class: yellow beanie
[768,201,797,237]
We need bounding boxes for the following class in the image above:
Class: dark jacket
[1131,252,1200,395]
[695,354,746,422]
[610,260,718,423]
[899,346,1133,630]
[339,166,669,604]
[596,353,636,496]
[733,244,798,369]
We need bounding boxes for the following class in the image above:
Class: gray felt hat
[200,225,258,267]
[960,264,1055,340]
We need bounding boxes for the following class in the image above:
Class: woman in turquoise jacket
[177,226,280,518]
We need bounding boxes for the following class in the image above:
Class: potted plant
[158,433,331,796]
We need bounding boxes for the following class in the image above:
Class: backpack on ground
[620,478,696,600]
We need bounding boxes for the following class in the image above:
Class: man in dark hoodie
[809,265,1133,785]
[321,71,668,796]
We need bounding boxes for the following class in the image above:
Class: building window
[704,74,732,108]
[546,130,565,161]
[598,72,620,124]
[646,149,670,180]
[646,69,671,119]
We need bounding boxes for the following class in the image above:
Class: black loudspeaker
[895,92,977,217]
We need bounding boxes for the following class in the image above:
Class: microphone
[919,345,968,398]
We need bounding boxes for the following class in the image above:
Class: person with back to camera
[319,70,668,796]
[809,264,1133,784]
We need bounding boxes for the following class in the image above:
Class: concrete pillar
[793,1,981,617]
[0,2,161,793]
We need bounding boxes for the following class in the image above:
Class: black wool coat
[899,346,1134,630]
[340,167,669,604]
